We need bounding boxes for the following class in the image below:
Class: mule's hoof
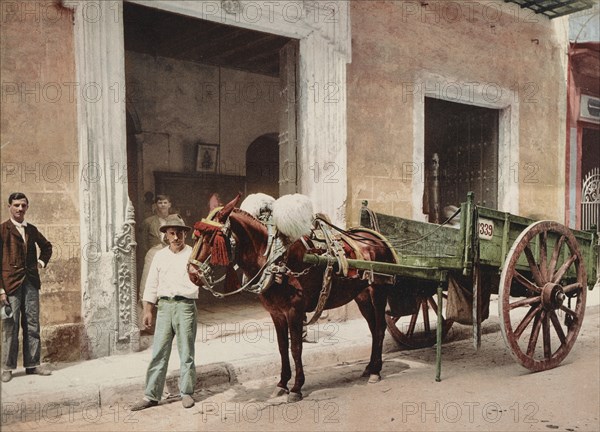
[368,374,381,384]
[287,392,303,403]
[271,387,289,398]
[361,369,371,378]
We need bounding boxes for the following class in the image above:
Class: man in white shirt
[130,214,199,411]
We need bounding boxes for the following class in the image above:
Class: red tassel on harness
[211,232,230,266]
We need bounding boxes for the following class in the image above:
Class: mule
[187,194,397,402]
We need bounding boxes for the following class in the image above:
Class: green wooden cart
[304,193,598,380]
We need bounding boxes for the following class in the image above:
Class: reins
[189,254,270,298]
[189,208,288,297]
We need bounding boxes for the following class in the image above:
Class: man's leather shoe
[1,370,12,382]
[130,398,158,411]
[25,365,52,376]
[182,394,195,409]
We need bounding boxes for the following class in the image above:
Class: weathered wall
[0,1,82,362]
[346,0,569,224]
[0,0,575,359]
[125,51,280,201]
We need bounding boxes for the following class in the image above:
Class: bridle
[187,207,240,297]
[188,207,314,298]
[188,208,280,298]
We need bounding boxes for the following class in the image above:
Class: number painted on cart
[478,218,494,240]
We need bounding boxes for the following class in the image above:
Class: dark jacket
[0,220,52,294]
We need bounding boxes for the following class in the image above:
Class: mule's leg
[270,313,292,397]
[287,309,305,402]
[354,290,379,378]
[367,285,390,382]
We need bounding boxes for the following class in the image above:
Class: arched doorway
[246,133,280,198]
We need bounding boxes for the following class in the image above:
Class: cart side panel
[375,213,463,259]
[477,207,534,269]
[477,206,597,286]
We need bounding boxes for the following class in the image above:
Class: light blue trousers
[144,299,197,401]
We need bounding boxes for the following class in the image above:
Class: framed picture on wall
[196,143,219,173]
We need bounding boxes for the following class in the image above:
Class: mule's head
[187,194,241,288]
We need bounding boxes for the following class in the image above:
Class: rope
[390,207,462,249]
[314,206,461,248]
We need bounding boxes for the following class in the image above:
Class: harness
[188,207,288,298]
[188,208,372,324]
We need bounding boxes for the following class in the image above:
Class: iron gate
[581,167,600,231]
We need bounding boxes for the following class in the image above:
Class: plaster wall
[125,51,280,205]
[346,0,569,224]
[1,0,575,360]
[0,1,82,362]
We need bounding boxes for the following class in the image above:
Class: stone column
[299,32,349,227]
[63,0,138,357]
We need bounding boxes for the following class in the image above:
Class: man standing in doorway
[0,192,53,383]
[138,194,172,333]
[130,214,199,411]
[138,194,172,294]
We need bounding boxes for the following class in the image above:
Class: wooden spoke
[427,297,438,311]
[552,254,578,284]
[562,282,583,294]
[526,311,544,357]
[539,231,548,282]
[559,304,577,317]
[499,221,586,371]
[513,271,541,293]
[406,312,418,337]
[514,304,542,340]
[548,311,566,345]
[421,301,431,333]
[524,245,544,286]
[542,313,551,359]
[548,235,565,279]
[386,293,453,349]
[509,296,541,310]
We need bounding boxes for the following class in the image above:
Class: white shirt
[142,245,198,304]
[10,218,27,240]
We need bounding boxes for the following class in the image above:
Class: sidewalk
[2,288,598,426]
[0,315,394,426]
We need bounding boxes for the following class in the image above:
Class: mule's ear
[216,193,242,222]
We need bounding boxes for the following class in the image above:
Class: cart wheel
[385,294,454,349]
[499,221,587,371]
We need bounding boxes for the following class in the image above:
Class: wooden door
[425,98,499,219]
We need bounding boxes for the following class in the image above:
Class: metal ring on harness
[187,255,228,296]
